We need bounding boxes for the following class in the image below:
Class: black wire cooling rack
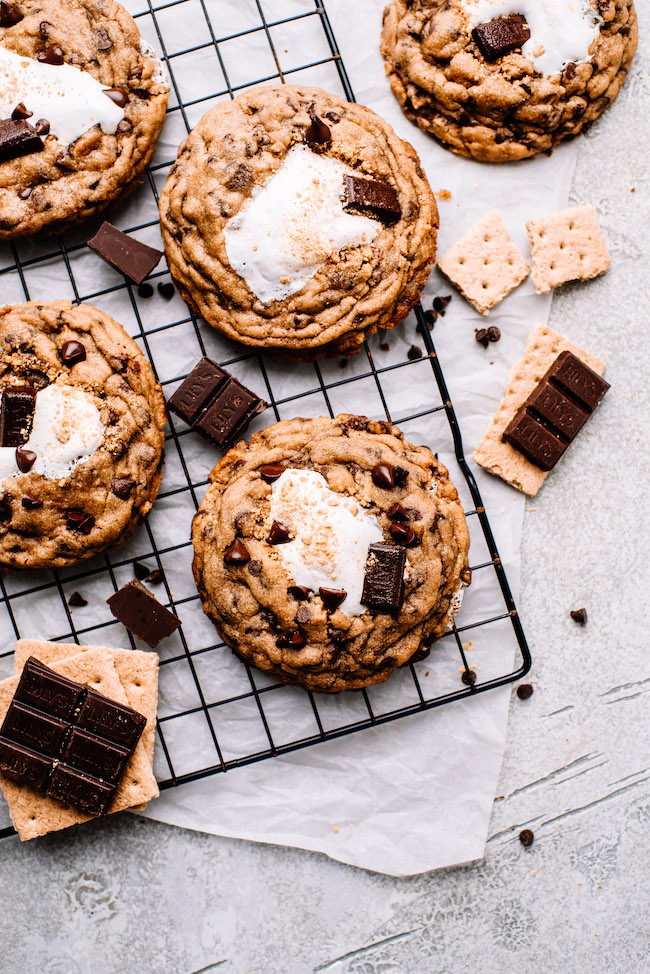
[0,0,531,837]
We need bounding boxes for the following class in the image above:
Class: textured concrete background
[2,19,648,974]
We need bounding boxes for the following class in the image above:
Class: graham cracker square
[526,205,611,294]
[0,649,159,840]
[473,323,606,496]
[437,211,530,314]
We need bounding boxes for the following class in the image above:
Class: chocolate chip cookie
[381,0,637,162]
[0,0,169,238]
[159,85,438,358]
[0,301,167,568]
[192,415,470,692]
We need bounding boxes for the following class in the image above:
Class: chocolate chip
[60,340,86,366]
[407,345,423,361]
[462,669,477,686]
[564,61,576,79]
[15,447,36,473]
[379,342,390,352]
[570,607,587,625]
[137,282,154,299]
[517,683,534,700]
[68,591,88,608]
[0,2,23,27]
[394,466,409,487]
[277,631,306,650]
[318,588,347,612]
[323,111,340,124]
[34,118,50,136]
[116,119,132,134]
[487,326,501,343]
[133,560,150,581]
[65,510,94,534]
[388,502,408,521]
[95,28,113,51]
[424,309,437,329]
[475,328,490,348]
[305,113,331,147]
[295,606,312,624]
[111,478,136,499]
[21,494,42,509]
[225,163,253,193]
[247,559,262,576]
[18,186,33,199]
[37,45,64,65]
[224,539,251,565]
[144,569,163,585]
[268,520,291,545]
[433,295,452,314]
[157,282,175,300]
[11,103,32,120]
[519,829,534,847]
[372,463,395,489]
[103,88,128,109]
[260,463,286,483]
[389,523,416,546]
[411,646,431,663]
[288,585,310,601]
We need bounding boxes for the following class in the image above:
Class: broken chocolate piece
[37,44,64,65]
[342,174,401,224]
[111,478,136,499]
[472,15,531,61]
[570,607,587,625]
[276,630,306,650]
[260,463,286,483]
[361,541,406,612]
[503,351,609,471]
[87,222,163,284]
[107,578,181,648]
[0,386,37,447]
[305,113,331,147]
[224,539,251,565]
[0,2,23,27]
[318,588,347,612]
[15,447,36,473]
[60,340,86,366]
[268,520,291,545]
[169,358,230,425]
[0,118,44,163]
[372,463,395,490]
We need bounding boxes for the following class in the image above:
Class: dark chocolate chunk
[342,174,401,224]
[15,447,36,473]
[37,44,65,65]
[67,591,88,608]
[487,326,501,343]
[372,462,395,489]
[361,541,406,612]
[407,345,423,361]
[107,578,181,648]
[318,587,347,612]
[389,522,416,546]
[103,87,128,109]
[288,585,310,601]
[111,478,136,499]
[503,351,609,471]
[519,828,534,847]
[461,669,477,686]
[0,118,43,162]
[388,502,408,521]
[47,763,115,816]
[137,282,154,298]
[516,683,534,700]
[276,630,306,650]
[60,340,86,366]
[472,15,531,61]
[157,281,175,300]
[133,560,150,581]
[305,113,331,147]
[0,2,23,27]
[475,328,490,348]
[260,463,286,483]
[0,738,52,791]
[224,539,251,565]
[0,386,37,447]
[87,222,163,285]
[570,607,587,625]
[145,569,163,585]
[95,27,113,51]
[65,509,95,534]
[268,520,291,545]
[21,493,42,509]
[11,103,32,120]
[34,118,50,136]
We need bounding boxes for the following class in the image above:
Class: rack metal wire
[0,0,530,838]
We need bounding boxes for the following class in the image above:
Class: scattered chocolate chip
[11,103,32,121]
[295,606,311,624]
[34,118,50,136]
[305,112,331,147]
[570,607,587,625]
[319,588,347,612]
[0,386,36,447]
[103,88,128,109]
[268,521,291,545]
[18,185,33,199]
[361,542,406,612]
[389,522,416,546]
[107,579,181,648]
[339,359,348,369]
[87,222,163,285]
[68,591,88,608]
[288,585,310,601]
[137,282,154,299]
[372,462,395,490]
[487,326,501,343]
[94,28,113,51]
[224,539,251,565]
[0,119,44,163]
[144,569,163,585]
[388,502,408,521]
[0,2,23,27]
[433,295,452,314]
[276,630,306,650]
[517,683,534,700]
[407,345,423,361]
[60,340,86,366]
[15,447,36,473]
[462,669,477,686]
[260,463,286,483]
[379,342,390,352]
[519,828,534,848]
[21,494,42,509]
[111,478,136,499]
[157,282,175,300]
[472,15,530,61]
[424,309,437,329]
[37,45,65,65]
[133,560,150,581]
[342,174,401,224]
[411,646,431,663]
[475,328,490,349]
[65,510,94,534]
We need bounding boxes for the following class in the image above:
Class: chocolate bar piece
[472,15,531,61]
[168,357,267,451]
[503,351,609,471]
[342,175,401,224]
[0,657,146,817]
[361,541,406,612]
[87,222,163,284]
[107,578,181,648]
[0,386,37,447]
[0,118,44,163]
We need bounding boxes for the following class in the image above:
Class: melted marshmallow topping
[224,145,380,305]
[462,0,601,76]
[269,468,384,615]
[0,384,105,481]
[0,47,124,146]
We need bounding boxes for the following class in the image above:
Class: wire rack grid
[0,0,531,838]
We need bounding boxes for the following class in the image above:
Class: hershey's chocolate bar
[503,350,609,471]
[472,15,531,61]
[361,542,406,612]
[88,222,163,284]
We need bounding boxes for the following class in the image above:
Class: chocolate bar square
[0,386,37,447]
[87,222,163,284]
[106,579,181,648]
[361,542,406,612]
[472,15,531,61]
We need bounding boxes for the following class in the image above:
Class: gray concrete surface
[2,22,648,974]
